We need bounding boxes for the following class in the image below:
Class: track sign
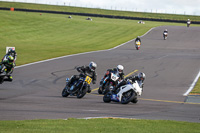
[6,47,15,54]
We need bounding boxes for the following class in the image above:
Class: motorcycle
[103,80,143,104]
[187,21,191,27]
[135,40,141,50]
[163,32,168,40]
[98,72,119,95]
[62,74,92,98]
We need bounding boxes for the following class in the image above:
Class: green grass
[1,1,200,22]
[0,118,200,133]
[190,78,200,95]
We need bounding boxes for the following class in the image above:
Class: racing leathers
[2,49,17,62]
[67,66,97,93]
[100,68,124,87]
[0,59,15,83]
[135,37,141,43]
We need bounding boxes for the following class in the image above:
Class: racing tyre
[98,87,102,94]
[102,82,111,95]
[77,87,87,99]
[131,98,138,103]
[62,87,69,97]
[103,92,111,103]
[121,90,135,104]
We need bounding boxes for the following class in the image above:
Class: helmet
[7,56,14,64]
[117,65,124,74]
[165,29,167,31]
[8,48,15,56]
[188,19,190,21]
[137,36,140,38]
[8,48,15,53]
[89,61,97,71]
[138,72,146,81]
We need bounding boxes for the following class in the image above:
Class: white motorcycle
[103,80,143,104]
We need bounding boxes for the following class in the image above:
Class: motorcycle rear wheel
[121,90,135,104]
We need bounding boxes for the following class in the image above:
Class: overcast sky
[1,0,200,15]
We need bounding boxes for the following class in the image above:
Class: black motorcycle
[98,72,119,95]
[62,74,92,98]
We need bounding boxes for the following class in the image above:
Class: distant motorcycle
[163,32,168,40]
[187,21,191,27]
[98,72,120,95]
[103,80,143,104]
[135,40,141,50]
[62,74,92,98]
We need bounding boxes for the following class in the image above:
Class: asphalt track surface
[0,26,200,123]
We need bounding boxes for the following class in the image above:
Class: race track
[0,26,200,122]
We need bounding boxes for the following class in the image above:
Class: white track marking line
[15,27,155,69]
[184,70,200,96]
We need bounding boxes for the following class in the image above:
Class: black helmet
[89,61,97,71]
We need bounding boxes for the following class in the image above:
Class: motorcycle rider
[67,61,97,93]
[0,55,15,84]
[100,65,125,86]
[187,19,191,27]
[2,48,17,62]
[163,29,168,37]
[163,29,168,34]
[135,36,141,43]
[112,72,146,93]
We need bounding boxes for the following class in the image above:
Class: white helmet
[117,65,124,74]
[89,61,97,71]
[165,29,167,31]
[188,19,190,21]
[138,72,146,81]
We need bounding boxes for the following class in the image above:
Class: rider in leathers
[112,72,146,93]
[2,48,17,62]
[67,62,97,93]
[135,36,141,43]
[0,55,15,84]
[100,65,125,87]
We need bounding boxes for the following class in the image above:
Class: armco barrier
[0,7,200,24]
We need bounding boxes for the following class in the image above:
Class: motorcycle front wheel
[121,90,135,104]
[102,82,111,95]
[98,87,103,94]
[62,86,70,97]
[103,92,111,103]
[77,86,87,99]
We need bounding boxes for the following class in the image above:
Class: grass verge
[190,77,200,95]
[1,1,200,21]
[0,118,200,133]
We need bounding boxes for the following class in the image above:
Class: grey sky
[1,0,200,15]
